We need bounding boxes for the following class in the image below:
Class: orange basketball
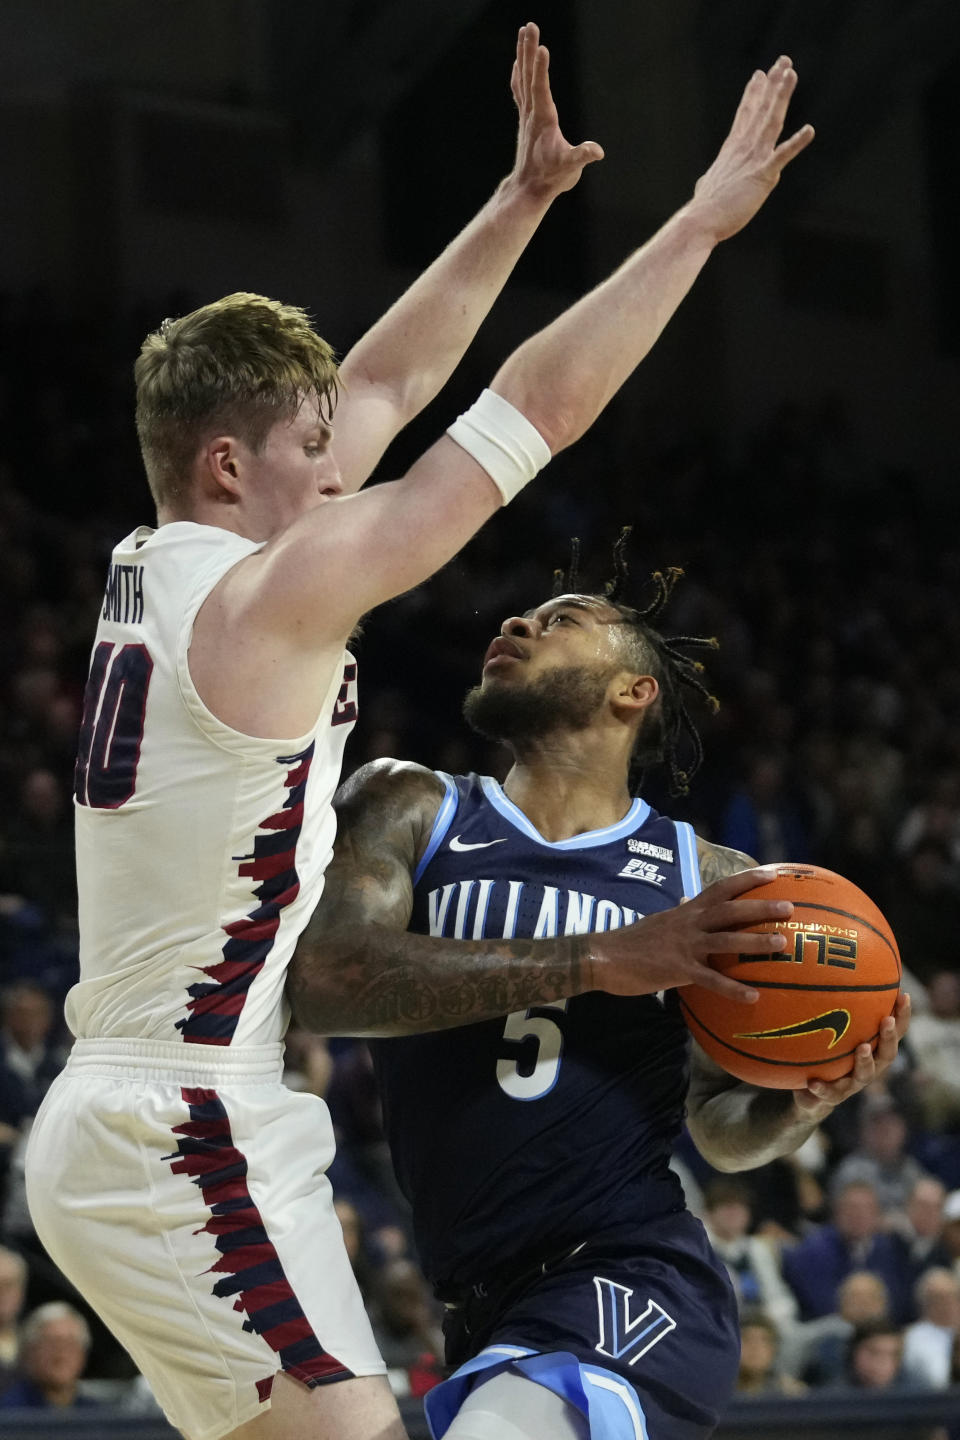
[678,864,901,1089]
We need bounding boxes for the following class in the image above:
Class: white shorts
[25,1038,384,1440]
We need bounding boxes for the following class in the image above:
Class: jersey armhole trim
[174,539,340,755]
[412,772,459,887]
[675,821,702,898]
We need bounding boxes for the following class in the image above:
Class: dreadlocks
[553,527,719,796]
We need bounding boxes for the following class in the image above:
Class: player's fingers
[736,58,783,141]
[807,1073,856,1105]
[531,43,553,110]
[510,59,522,110]
[854,1039,879,1079]
[700,865,784,901]
[893,991,912,1038]
[873,1011,900,1068]
[517,24,535,106]
[730,69,766,138]
[744,57,790,142]
[772,122,815,171]
[794,1086,833,1115]
[569,140,605,166]
[683,966,759,1005]
[703,929,788,955]
[703,897,794,931]
[759,60,798,144]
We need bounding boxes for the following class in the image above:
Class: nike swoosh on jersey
[735,1008,851,1049]
[448,835,508,852]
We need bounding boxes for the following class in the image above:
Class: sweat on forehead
[522,595,625,623]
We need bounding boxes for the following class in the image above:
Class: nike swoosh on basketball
[735,1008,851,1049]
[449,835,508,852]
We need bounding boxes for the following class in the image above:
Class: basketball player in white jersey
[24,28,814,1440]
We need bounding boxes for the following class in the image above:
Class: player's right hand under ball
[592,867,792,1003]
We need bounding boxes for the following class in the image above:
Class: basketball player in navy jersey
[290,563,911,1440]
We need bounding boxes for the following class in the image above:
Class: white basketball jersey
[67,521,358,1047]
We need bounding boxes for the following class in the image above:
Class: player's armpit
[696,837,758,886]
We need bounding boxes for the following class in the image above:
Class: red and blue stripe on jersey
[177,743,314,1046]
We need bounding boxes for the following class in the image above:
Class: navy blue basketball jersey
[370,773,704,1296]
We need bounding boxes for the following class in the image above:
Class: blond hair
[134,292,339,511]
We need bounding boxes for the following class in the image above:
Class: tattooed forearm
[685,837,815,1169]
[686,1063,814,1171]
[287,928,592,1037]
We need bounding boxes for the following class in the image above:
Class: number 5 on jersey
[74,641,154,809]
[496,1000,569,1101]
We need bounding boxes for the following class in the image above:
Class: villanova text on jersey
[370,773,704,1296]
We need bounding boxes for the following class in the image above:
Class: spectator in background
[720,751,810,864]
[909,972,960,1131]
[282,1027,333,1099]
[0,981,67,1225]
[830,1096,928,1218]
[942,1192,960,1276]
[903,1268,960,1389]
[890,1177,953,1306]
[0,980,67,1226]
[701,1177,798,1336]
[0,982,65,1119]
[895,772,960,871]
[0,1246,27,1394]
[368,1259,444,1399]
[736,1308,806,1397]
[0,767,76,928]
[783,1180,910,1321]
[791,1269,892,1388]
[821,804,891,913]
[333,1197,379,1307]
[830,1317,916,1395]
[885,842,960,986]
[0,1302,99,1411]
[326,1043,411,1260]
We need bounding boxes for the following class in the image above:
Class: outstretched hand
[508,22,604,200]
[690,55,815,243]
[595,866,794,1003]
[792,992,912,1119]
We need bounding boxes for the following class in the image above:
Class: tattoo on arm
[686,836,813,1169]
[686,1044,813,1171]
[288,759,590,1036]
[696,838,758,886]
[289,934,590,1038]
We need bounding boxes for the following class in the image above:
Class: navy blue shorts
[426,1212,739,1440]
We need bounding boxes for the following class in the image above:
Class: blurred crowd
[1,288,959,1429]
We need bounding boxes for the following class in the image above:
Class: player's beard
[463,664,614,744]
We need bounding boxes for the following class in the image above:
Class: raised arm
[287,764,802,1037]
[248,56,814,647]
[332,22,603,493]
[491,55,814,450]
[685,837,912,1172]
